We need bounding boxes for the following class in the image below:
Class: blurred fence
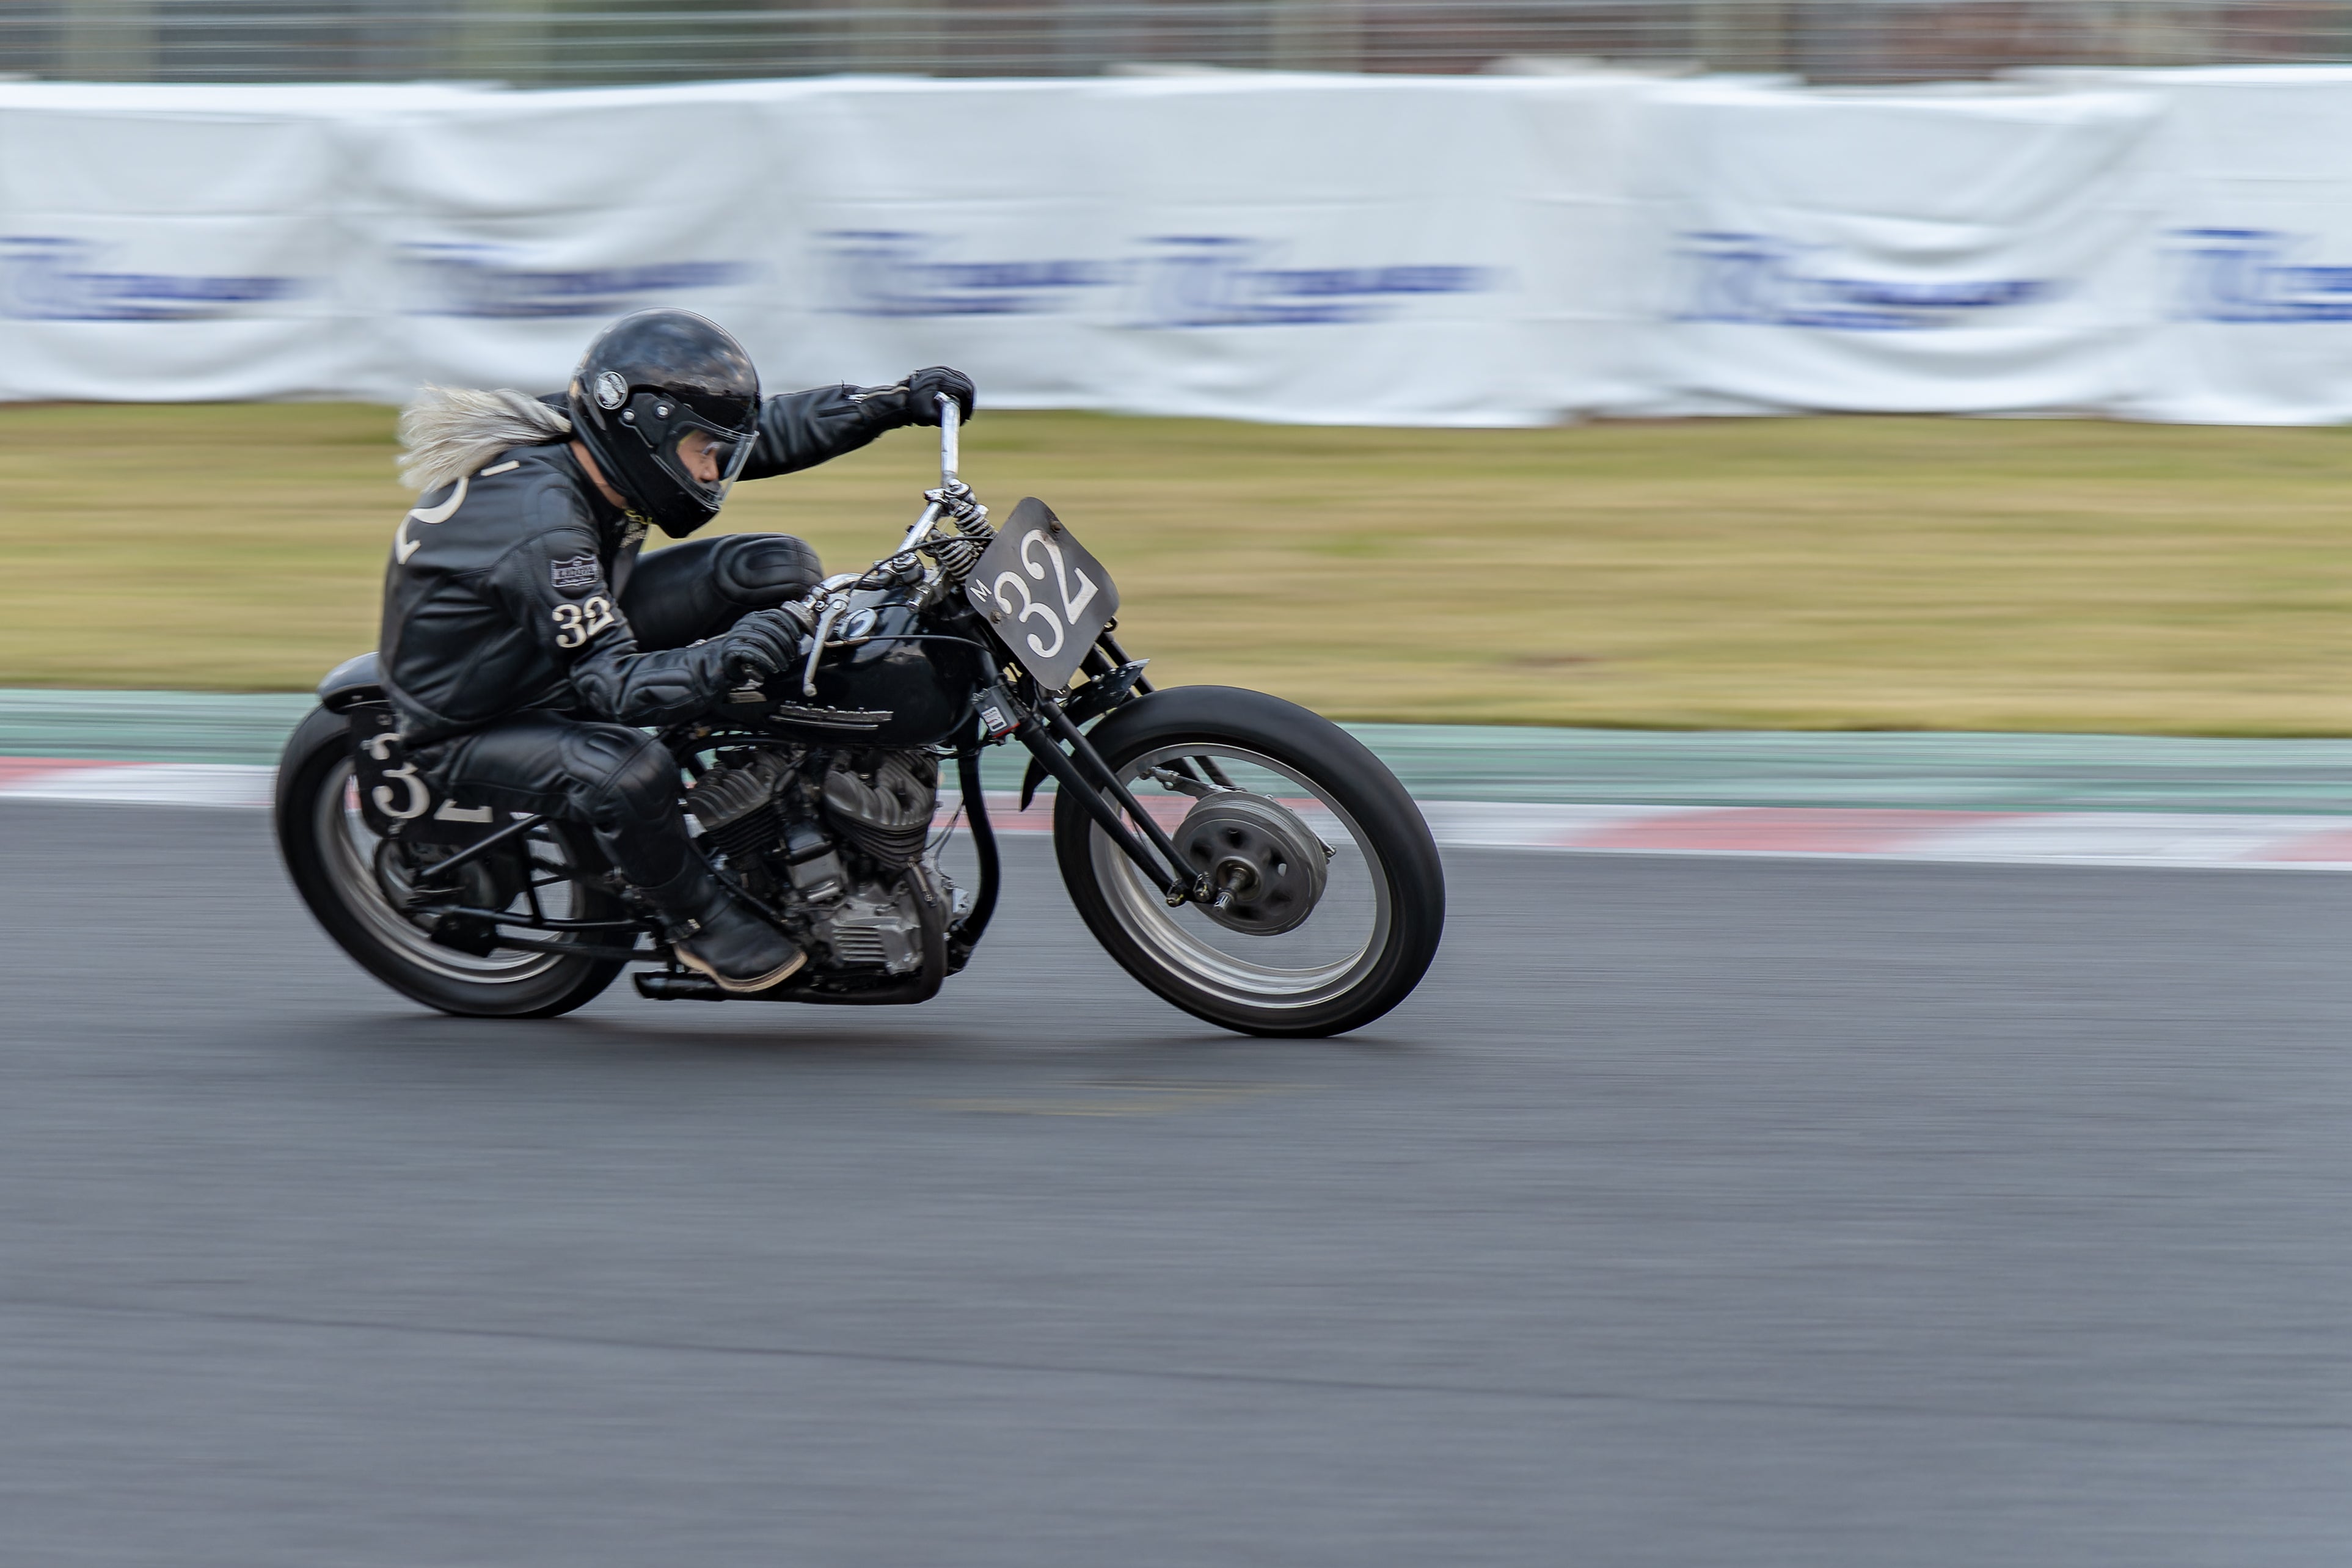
[9,0,2352,86]
[13,70,2352,425]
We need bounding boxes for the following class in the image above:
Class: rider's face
[675,429,723,486]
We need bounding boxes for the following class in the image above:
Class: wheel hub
[1172,792,1329,935]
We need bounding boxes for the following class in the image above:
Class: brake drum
[1171,792,1330,936]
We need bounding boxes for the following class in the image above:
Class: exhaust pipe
[634,971,726,1001]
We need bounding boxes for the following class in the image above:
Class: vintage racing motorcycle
[276,404,1444,1037]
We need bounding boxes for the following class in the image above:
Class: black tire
[1053,686,1444,1038]
[274,704,627,1019]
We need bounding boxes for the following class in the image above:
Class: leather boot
[639,860,806,993]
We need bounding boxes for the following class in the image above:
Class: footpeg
[428,911,501,957]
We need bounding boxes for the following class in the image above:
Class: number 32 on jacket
[552,596,616,649]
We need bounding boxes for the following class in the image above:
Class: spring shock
[931,511,995,583]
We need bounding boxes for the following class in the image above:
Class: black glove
[849,367,976,430]
[722,604,814,684]
[903,366,976,426]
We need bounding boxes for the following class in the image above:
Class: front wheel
[1053,687,1445,1038]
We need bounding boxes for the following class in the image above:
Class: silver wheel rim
[1087,742,1393,1013]
[314,757,574,986]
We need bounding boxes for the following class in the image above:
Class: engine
[683,745,948,977]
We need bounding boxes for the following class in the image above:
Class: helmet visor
[656,411,758,513]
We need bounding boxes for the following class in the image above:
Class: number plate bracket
[347,704,513,844]
[962,497,1120,691]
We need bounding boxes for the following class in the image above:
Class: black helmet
[566,308,761,539]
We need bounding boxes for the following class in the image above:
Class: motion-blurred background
[7,2,2352,737]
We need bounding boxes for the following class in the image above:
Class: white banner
[759,75,1643,425]
[0,98,356,402]
[2112,67,2352,424]
[6,72,2352,426]
[340,82,794,404]
[0,75,1645,424]
[1628,80,2164,417]
[0,84,494,403]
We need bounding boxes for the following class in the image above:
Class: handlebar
[893,392,966,558]
[748,392,970,704]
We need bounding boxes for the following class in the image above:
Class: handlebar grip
[937,393,960,488]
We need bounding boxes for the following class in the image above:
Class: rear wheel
[274,705,628,1018]
[1053,687,1444,1038]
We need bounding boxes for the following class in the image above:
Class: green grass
[7,402,2352,733]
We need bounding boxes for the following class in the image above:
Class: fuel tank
[758,591,979,749]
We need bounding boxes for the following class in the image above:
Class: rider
[378,307,975,993]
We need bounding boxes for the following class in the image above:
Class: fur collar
[396,385,571,494]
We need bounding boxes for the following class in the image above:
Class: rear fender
[317,651,384,713]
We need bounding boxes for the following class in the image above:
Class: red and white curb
[10,758,2352,870]
[0,757,275,809]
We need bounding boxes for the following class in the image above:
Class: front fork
[981,668,1211,911]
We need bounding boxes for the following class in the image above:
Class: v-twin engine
[684,745,947,977]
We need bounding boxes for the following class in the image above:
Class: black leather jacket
[379,385,892,745]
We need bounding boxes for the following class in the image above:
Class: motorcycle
[276,400,1445,1037]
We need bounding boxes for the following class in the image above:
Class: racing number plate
[346,704,512,843]
[961,497,1121,691]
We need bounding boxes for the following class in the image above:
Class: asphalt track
[5,800,2351,1566]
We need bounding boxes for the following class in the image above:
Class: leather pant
[422,533,823,890]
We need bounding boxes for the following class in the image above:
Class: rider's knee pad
[561,725,678,831]
[708,533,823,611]
[622,533,824,651]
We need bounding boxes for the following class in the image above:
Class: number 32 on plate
[963,498,1120,690]
[993,531,1097,661]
